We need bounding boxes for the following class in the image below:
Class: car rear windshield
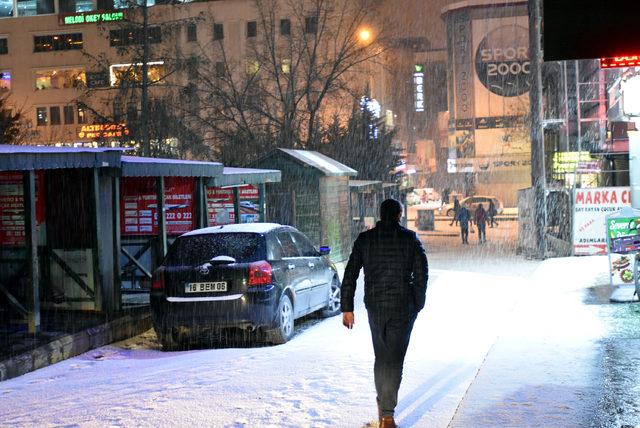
[164,233,266,266]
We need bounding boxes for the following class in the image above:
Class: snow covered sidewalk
[0,265,528,427]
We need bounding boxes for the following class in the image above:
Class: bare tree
[0,95,35,145]
[187,0,385,164]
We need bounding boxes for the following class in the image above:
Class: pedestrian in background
[341,199,428,428]
[475,203,487,243]
[488,199,499,228]
[456,204,471,244]
[449,197,461,226]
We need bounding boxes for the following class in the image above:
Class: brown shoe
[379,416,397,428]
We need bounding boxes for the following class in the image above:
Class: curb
[0,310,151,382]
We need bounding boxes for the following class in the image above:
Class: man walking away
[475,203,487,243]
[456,205,471,244]
[488,199,499,228]
[341,199,429,428]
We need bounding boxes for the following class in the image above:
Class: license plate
[185,282,227,293]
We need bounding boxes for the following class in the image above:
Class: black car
[150,223,341,349]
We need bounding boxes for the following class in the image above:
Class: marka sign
[573,187,631,255]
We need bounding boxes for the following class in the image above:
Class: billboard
[573,187,631,255]
[0,171,45,246]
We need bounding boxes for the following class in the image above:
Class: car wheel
[265,294,294,345]
[321,276,341,317]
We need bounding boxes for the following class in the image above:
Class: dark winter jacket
[340,220,429,314]
[456,207,471,227]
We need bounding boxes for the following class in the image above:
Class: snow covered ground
[0,265,527,427]
[0,254,621,427]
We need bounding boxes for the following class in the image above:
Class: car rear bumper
[151,285,279,333]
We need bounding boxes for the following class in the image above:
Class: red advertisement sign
[206,185,260,226]
[121,177,195,236]
[0,171,45,246]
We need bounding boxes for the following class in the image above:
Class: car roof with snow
[180,223,285,237]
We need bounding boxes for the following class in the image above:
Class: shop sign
[552,151,592,174]
[447,156,531,173]
[78,123,129,140]
[0,171,45,246]
[59,11,124,26]
[573,186,631,255]
[600,56,640,69]
[474,115,524,129]
[86,71,109,88]
[414,64,425,112]
[475,25,530,97]
[121,177,195,236]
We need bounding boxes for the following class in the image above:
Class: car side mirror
[319,246,331,256]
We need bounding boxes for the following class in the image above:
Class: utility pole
[141,0,150,157]
[528,0,547,258]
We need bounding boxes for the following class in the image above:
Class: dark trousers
[460,225,469,243]
[477,222,486,242]
[367,308,418,418]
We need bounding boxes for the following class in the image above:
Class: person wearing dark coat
[456,205,471,244]
[341,199,429,428]
[474,203,487,243]
[449,197,461,226]
[488,199,499,228]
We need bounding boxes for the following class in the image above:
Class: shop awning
[0,145,122,171]
[349,180,382,192]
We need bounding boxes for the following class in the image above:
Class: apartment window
[186,57,198,79]
[0,39,7,55]
[280,19,291,36]
[213,23,224,41]
[110,27,161,47]
[187,23,197,42]
[0,4,11,18]
[35,68,86,90]
[34,33,83,52]
[246,59,260,75]
[111,0,155,8]
[110,61,165,87]
[50,106,61,125]
[59,0,93,13]
[247,21,257,38]
[77,104,88,124]
[0,71,10,92]
[17,0,54,16]
[36,107,48,126]
[215,62,225,78]
[305,16,318,34]
[64,105,75,124]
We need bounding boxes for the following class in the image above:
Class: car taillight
[248,261,272,286]
[152,270,164,291]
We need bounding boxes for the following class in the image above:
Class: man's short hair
[380,199,403,221]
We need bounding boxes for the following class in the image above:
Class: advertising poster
[573,186,631,255]
[607,215,640,286]
[206,185,261,226]
[0,171,45,246]
[121,177,195,236]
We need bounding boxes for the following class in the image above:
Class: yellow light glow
[358,28,371,43]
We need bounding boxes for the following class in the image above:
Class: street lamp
[358,27,372,44]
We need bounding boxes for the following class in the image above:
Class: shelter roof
[276,149,357,177]
[0,145,122,171]
[121,155,223,177]
[209,167,281,187]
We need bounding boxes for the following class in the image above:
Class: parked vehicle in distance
[442,196,504,217]
[150,223,341,350]
[406,188,441,206]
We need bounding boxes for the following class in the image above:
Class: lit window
[109,61,166,87]
[246,59,260,75]
[77,104,88,124]
[34,68,86,90]
[17,0,54,16]
[281,59,291,74]
[110,27,161,47]
[36,107,48,126]
[59,0,93,13]
[0,71,10,92]
[34,33,83,52]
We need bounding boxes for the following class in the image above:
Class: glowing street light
[358,28,372,43]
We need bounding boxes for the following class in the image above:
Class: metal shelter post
[196,177,207,228]
[233,187,240,224]
[22,170,40,333]
[259,183,266,222]
[156,176,167,264]
[112,175,122,311]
